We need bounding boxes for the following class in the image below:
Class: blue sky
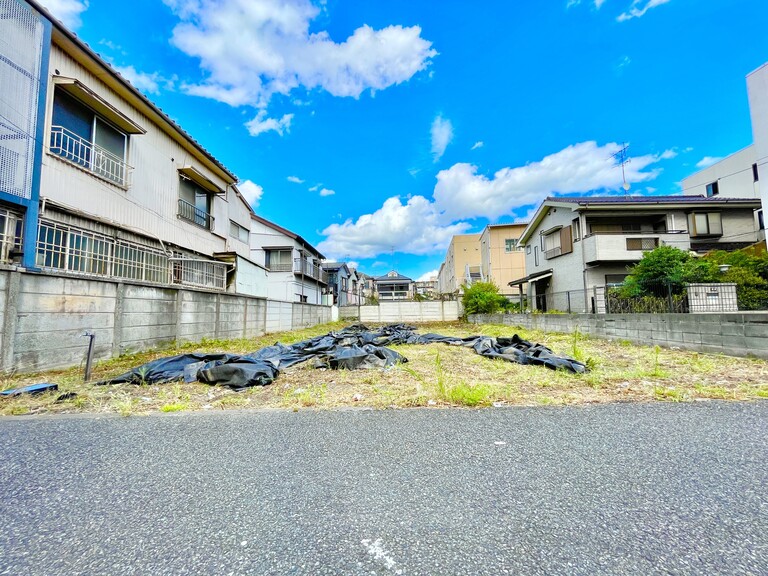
[44,0,768,280]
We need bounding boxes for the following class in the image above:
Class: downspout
[580,209,589,312]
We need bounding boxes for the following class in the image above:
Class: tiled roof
[546,195,759,204]
[374,272,413,282]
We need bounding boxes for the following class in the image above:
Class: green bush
[461,281,508,315]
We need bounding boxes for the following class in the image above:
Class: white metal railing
[170,257,227,291]
[296,258,328,283]
[0,206,24,263]
[36,219,227,290]
[49,125,132,187]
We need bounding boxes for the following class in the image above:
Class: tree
[461,281,508,316]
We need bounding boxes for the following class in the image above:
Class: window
[265,249,292,271]
[229,220,249,243]
[534,246,539,266]
[705,181,719,197]
[543,227,573,259]
[759,210,764,231]
[687,212,723,237]
[178,176,213,229]
[526,245,531,255]
[572,218,581,242]
[605,274,629,285]
[754,163,760,183]
[50,89,130,186]
[504,238,519,252]
[626,237,659,250]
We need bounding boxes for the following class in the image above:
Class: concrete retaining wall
[0,269,332,373]
[340,300,462,323]
[469,312,768,359]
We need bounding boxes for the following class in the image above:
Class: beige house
[479,223,527,297]
[436,233,481,295]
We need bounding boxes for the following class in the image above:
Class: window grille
[626,237,659,251]
[36,219,226,290]
[0,206,23,263]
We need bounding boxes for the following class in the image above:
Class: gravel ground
[1,402,766,575]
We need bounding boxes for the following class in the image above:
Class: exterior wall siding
[681,147,759,199]
[42,45,232,257]
[0,268,331,373]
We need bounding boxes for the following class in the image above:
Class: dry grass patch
[1,321,767,416]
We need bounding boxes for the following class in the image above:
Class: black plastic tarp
[99,323,586,389]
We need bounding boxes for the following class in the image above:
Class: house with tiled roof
[374,271,414,300]
[1,0,269,296]
[512,195,762,312]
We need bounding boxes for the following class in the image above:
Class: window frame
[705,181,719,197]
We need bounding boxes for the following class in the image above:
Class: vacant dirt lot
[1,321,767,416]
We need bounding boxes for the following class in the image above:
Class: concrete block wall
[120,285,176,354]
[0,269,332,373]
[354,300,462,324]
[469,312,768,359]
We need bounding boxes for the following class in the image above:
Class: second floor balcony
[49,125,133,188]
[582,229,690,264]
[294,258,328,283]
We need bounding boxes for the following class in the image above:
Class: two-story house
[1,0,266,296]
[249,215,327,304]
[322,262,352,305]
[375,271,414,300]
[514,195,762,312]
[479,223,527,298]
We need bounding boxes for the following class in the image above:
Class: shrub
[461,281,508,316]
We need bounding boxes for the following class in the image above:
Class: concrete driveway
[1,402,766,575]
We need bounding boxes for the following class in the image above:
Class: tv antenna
[613,143,631,192]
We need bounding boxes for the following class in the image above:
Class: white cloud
[113,65,167,95]
[318,196,472,259]
[309,184,321,192]
[431,115,453,162]
[684,147,694,153]
[617,0,672,22]
[568,0,608,8]
[471,141,484,150]
[432,141,673,222]
[245,111,294,136]
[696,156,723,169]
[616,55,631,74]
[40,0,88,30]
[287,176,304,183]
[319,141,674,259]
[417,270,438,282]
[347,261,360,270]
[164,0,436,109]
[239,180,264,208]
[319,188,335,197]
[659,149,677,160]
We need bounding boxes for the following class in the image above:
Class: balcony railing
[583,231,691,263]
[0,206,24,264]
[36,219,227,290]
[49,125,132,187]
[178,198,214,230]
[269,262,293,272]
[544,246,562,260]
[294,258,328,283]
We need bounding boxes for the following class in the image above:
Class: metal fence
[49,125,133,188]
[36,219,227,290]
[535,279,765,314]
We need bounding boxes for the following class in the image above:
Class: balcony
[178,198,214,230]
[49,126,132,187]
[582,230,690,264]
[294,258,328,283]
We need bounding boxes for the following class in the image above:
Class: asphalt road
[1,402,766,575]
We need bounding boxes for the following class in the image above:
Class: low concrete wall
[0,268,332,373]
[340,301,462,323]
[469,312,768,359]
